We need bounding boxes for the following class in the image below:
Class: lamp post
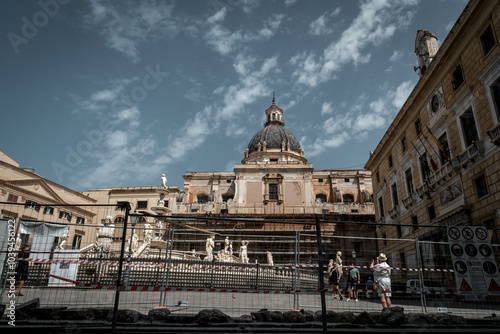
[123,213,139,286]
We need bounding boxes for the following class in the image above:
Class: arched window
[343,194,354,203]
[316,194,327,203]
[114,216,125,224]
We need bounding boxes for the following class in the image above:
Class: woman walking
[370,253,391,309]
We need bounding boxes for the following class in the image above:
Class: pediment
[3,178,65,204]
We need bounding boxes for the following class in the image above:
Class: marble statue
[267,251,274,266]
[126,232,139,254]
[336,251,343,268]
[155,220,164,240]
[161,173,168,189]
[95,215,115,252]
[158,193,166,206]
[144,223,153,243]
[56,234,67,250]
[205,235,215,261]
[240,240,249,264]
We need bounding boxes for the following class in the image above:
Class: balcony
[456,140,484,168]
[388,206,399,219]
[487,123,500,146]
[426,161,455,188]
[402,193,417,209]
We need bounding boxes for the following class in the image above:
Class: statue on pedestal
[155,220,164,240]
[240,240,249,264]
[95,215,115,253]
[267,251,273,266]
[161,173,168,189]
[204,235,215,261]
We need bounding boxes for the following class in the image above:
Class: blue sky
[1,0,468,191]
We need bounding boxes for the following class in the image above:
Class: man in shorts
[346,262,360,302]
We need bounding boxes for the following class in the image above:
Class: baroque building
[365,0,500,275]
[81,97,376,264]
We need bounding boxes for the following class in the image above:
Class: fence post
[415,236,427,313]
[315,215,327,334]
[111,201,131,334]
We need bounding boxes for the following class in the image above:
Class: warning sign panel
[448,226,500,300]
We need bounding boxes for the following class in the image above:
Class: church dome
[242,96,306,164]
[247,125,302,154]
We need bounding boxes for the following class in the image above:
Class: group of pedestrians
[327,252,392,309]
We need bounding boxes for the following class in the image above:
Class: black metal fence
[1,201,500,332]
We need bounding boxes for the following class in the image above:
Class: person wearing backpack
[346,261,360,302]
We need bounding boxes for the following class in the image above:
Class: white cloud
[309,9,340,36]
[285,0,298,7]
[83,0,180,63]
[203,10,284,55]
[291,0,419,87]
[389,50,402,62]
[321,101,334,115]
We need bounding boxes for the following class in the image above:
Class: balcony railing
[487,123,500,146]
[456,141,484,168]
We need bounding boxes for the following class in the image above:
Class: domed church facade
[180,97,374,216]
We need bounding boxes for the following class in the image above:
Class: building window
[25,200,40,211]
[116,201,127,211]
[269,184,278,200]
[475,174,488,198]
[452,65,464,90]
[318,178,324,183]
[72,235,82,249]
[43,207,54,215]
[490,77,500,122]
[114,216,125,224]
[405,168,414,194]
[397,224,402,238]
[415,119,422,135]
[460,108,479,147]
[344,178,350,182]
[7,194,18,203]
[226,179,232,183]
[59,211,71,221]
[388,155,393,168]
[378,196,384,219]
[343,194,354,203]
[438,132,451,164]
[419,154,431,182]
[198,195,208,203]
[412,215,419,230]
[222,195,234,202]
[391,183,399,207]
[481,26,496,55]
[428,205,436,220]
[400,252,407,269]
[401,137,407,152]
[382,233,387,246]
[376,172,380,183]
[316,194,327,203]
[137,201,148,209]
[76,217,85,224]
[322,209,329,215]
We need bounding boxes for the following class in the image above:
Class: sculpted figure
[96,215,115,252]
[240,240,249,264]
[161,174,168,189]
[205,235,215,261]
[267,251,274,266]
[336,251,343,268]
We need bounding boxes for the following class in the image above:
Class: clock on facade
[431,94,440,112]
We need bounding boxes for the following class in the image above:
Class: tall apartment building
[365,0,500,272]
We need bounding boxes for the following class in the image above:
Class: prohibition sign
[448,227,460,240]
[462,227,474,240]
[475,228,488,240]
